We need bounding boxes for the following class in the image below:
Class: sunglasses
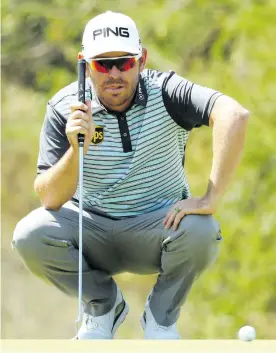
[87,54,141,73]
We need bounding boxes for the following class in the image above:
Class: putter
[75,51,86,337]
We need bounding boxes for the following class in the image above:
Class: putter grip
[78,57,86,145]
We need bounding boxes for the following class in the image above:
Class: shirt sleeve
[162,71,223,130]
[37,103,70,174]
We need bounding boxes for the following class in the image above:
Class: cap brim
[84,42,141,59]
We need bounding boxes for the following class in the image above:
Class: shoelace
[157,324,173,331]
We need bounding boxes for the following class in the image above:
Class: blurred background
[1,0,276,339]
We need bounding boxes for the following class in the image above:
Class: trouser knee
[183,214,221,271]
[12,210,50,276]
[165,215,222,274]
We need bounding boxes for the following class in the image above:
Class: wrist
[203,181,221,210]
[68,145,79,162]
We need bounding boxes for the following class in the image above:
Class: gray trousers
[12,201,222,326]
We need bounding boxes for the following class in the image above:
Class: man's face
[87,49,147,112]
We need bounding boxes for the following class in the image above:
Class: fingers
[163,211,175,229]
[70,119,90,132]
[163,209,185,231]
[70,109,90,122]
[162,210,172,225]
[66,125,89,138]
[66,100,94,151]
[68,103,91,134]
[163,198,209,232]
[67,112,90,132]
[69,100,94,134]
[70,118,89,129]
[172,212,185,231]
[163,202,181,226]
[69,101,91,124]
[70,101,88,113]
[86,99,92,117]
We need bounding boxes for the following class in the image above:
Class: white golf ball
[238,325,256,341]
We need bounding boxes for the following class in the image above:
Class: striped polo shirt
[37,69,222,217]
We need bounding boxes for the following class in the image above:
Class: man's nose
[108,65,121,78]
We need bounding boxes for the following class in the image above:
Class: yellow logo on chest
[91,126,104,144]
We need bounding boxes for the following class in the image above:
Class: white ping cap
[82,11,142,59]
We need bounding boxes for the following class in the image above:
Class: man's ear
[139,48,148,72]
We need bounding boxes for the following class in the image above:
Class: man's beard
[98,84,137,107]
[101,90,135,107]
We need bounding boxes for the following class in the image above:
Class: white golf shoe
[140,294,180,339]
[78,286,129,339]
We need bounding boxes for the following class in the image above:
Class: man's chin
[102,95,130,108]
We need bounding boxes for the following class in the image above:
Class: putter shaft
[77,145,84,326]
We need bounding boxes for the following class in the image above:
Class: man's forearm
[206,107,250,208]
[34,146,79,210]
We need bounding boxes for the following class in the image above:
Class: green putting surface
[1,340,276,353]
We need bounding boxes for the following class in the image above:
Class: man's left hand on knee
[162,196,216,231]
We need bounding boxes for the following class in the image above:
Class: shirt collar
[88,74,148,114]
[133,75,148,107]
